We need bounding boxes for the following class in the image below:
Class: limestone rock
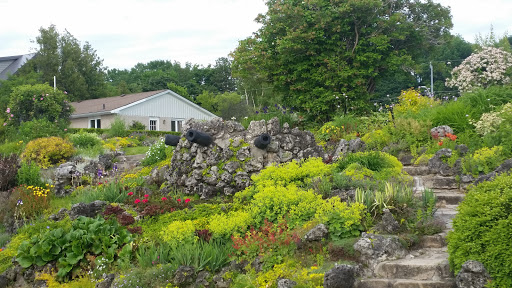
[68,201,107,220]
[277,278,297,288]
[323,264,356,288]
[354,233,406,276]
[173,266,196,286]
[375,209,400,234]
[455,260,490,288]
[431,125,454,138]
[95,274,115,288]
[304,224,329,242]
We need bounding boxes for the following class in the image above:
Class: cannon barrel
[164,134,181,146]
[254,133,271,149]
[185,129,213,146]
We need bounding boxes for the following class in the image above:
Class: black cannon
[185,129,213,146]
[164,134,181,146]
[254,133,271,149]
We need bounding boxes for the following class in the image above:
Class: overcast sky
[1,0,511,70]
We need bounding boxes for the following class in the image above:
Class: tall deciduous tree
[232,0,452,121]
[21,25,108,101]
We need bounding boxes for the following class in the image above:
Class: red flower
[185,198,190,203]
[142,199,148,203]
[134,199,141,204]
[144,194,149,198]
[162,197,168,201]
[128,192,134,196]
[177,199,181,202]
[438,141,443,146]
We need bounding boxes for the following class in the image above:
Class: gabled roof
[70,89,217,119]
[0,53,36,80]
[70,90,167,117]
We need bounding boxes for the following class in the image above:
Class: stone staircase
[356,166,465,288]
[116,154,146,172]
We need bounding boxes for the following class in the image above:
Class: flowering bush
[141,138,168,166]
[314,198,364,240]
[102,137,139,152]
[317,122,343,142]
[159,219,197,247]
[8,184,53,221]
[446,47,512,92]
[470,103,512,136]
[393,88,440,115]
[231,219,300,269]
[361,129,391,151]
[21,137,74,169]
[462,146,507,177]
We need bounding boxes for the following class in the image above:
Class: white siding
[117,92,215,120]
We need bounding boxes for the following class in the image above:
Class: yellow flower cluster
[27,184,54,197]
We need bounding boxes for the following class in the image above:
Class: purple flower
[113,163,118,172]
[255,111,259,114]
[98,169,103,178]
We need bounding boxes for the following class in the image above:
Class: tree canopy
[19,25,108,101]
[232,0,453,121]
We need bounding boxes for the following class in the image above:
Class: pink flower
[142,199,148,203]
[5,108,10,113]
[40,98,43,100]
[10,114,13,117]
[127,192,134,196]
[64,129,67,131]
[144,194,149,198]
[2,123,6,126]
[177,199,181,202]
[64,91,68,94]
[185,198,190,203]
[134,199,141,204]
[161,197,167,201]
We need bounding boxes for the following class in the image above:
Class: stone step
[403,166,432,176]
[375,249,453,281]
[422,176,460,191]
[418,233,447,249]
[434,191,465,206]
[356,278,456,288]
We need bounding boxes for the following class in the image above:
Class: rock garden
[0,86,512,288]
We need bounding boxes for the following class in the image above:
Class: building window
[149,118,158,131]
[171,120,183,132]
[89,118,101,129]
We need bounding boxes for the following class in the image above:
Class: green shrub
[462,146,507,177]
[9,119,65,142]
[111,265,177,288]
[249,185,324,228]
[16,160,44,186]
[0,141,25,156]
[447,173,512,287]
[68,132,102,148]
[314,198,364,240]
[129,120,146,130]
[361,129,391,151]
[21,137,74,169]
[16,216,132,280]
[251,158,332,188]
[106,117,128,138]
[336,151,406,181]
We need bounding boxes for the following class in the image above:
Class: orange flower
[450,134,457,141]
[438,141,443,146]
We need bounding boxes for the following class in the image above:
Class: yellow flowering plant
[9,184,54,220]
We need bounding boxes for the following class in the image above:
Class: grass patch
[123,146,149,155]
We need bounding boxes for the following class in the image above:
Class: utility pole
[430,62,434,97]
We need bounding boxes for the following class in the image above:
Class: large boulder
[173,266,196,286]
[68,201,107,220]
[53,162,77,197]
[353,233,406,276]
[455,260,490,288]
[323,264,356,288]
[304,224,329,242]
[375,209,400,234]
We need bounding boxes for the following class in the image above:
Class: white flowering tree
[446,47,512,92]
